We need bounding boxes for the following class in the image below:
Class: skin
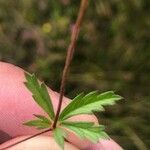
[0,62,122,150]
[0,136,79,150]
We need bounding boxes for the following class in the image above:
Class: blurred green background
[0,0,149,149]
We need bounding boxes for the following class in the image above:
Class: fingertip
[85,139,123,150]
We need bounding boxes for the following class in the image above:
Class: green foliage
[24,114,51,130]
[54,128,66,150]
[23,119,50,130]
[59,91,122,121]
[33,114,51,124]
[24,73,121,149]
[24,73,55,120]
[62,121,109,142]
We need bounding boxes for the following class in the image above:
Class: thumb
[0,136,79,150]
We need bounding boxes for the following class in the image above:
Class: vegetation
[24,73,121,149]
[0,0,149,149]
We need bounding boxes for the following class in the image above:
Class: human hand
[0,62,122,150]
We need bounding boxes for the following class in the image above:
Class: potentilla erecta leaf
[61,121,109,143]
[23,119,51,129]
[59,91,122,121]
[54,128,66,150]
[24,73,55,120]
[23,73,122,149]
[33,114,51,124]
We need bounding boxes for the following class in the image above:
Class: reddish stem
[53,0,89,128]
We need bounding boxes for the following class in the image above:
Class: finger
[0,136,79,150]
[84,139,123,150]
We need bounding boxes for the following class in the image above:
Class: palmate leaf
[23,73,123,150]
[59,91,122,121]
[61,121,109,143]
[24,73,55,120]
[54,128,66,150]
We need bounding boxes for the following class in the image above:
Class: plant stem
[53,0,89,128]
[0,128,53,150]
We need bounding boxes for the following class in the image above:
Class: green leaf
[23,119,50,129]
[59,91,122,121]
[34,114,51,124]
[54,128,66,150]
[62,121,109,143]
[61,121,95,128]
[61,121,95,139]
[24,73,55,120]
